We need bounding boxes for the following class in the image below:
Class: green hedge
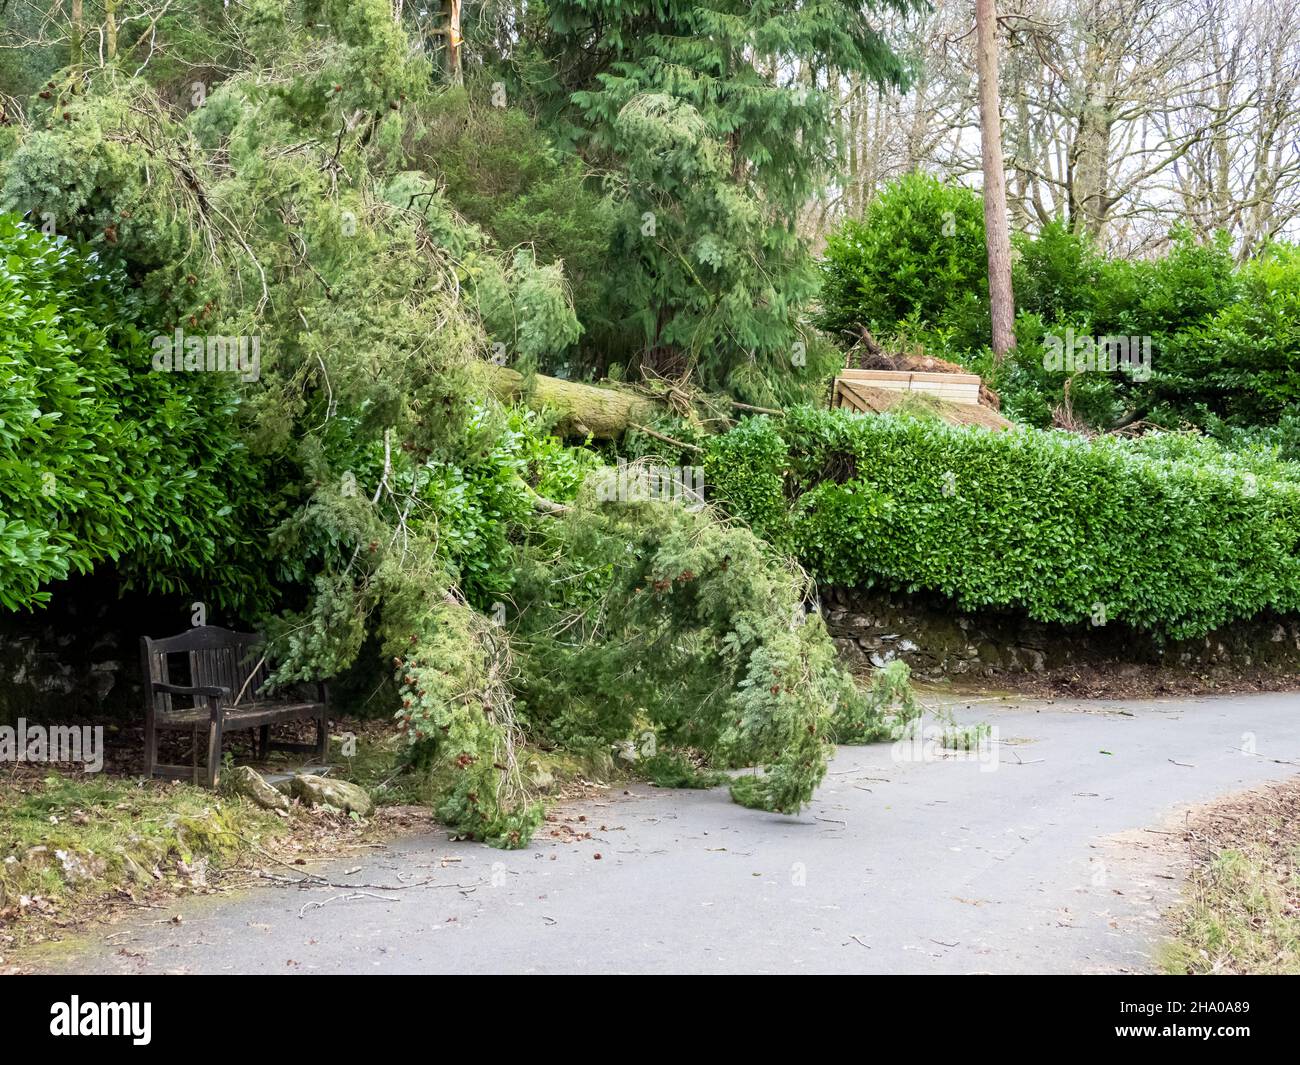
[706,408,1300,639]
[0,215,268,612]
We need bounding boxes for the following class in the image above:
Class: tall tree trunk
[70,0,84,65]
[1070,40,1116,240]
[975,0,1016,359]
[105,0,118,61]
[447,0,463,85]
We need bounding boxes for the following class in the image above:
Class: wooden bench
[141,626,328,788]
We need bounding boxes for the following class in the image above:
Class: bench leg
[144,721,157,779]
[206,717,224,789]
[315,711,329,763]
[258,724,270,760]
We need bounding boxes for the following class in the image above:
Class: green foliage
[829,659,917,744]
[0,214,268,612]
[1152,243,1300,426]
[417,88,612,263]
[993,227,1295,434]
[819,183,1298,438]
[487,0,925,402]
[0,8,542,845]
[637,752,729,790]
[1010,221,1101,321]
[412,87,616,367]
[0,3,64,100]
[395,603,543,848]
[967,314,1127,430]
[473,249,583,372]
[422,407,597,608]
[704,417,792,549]
[816,173,989,345]
[1,81,187,269]
[1205,412,1300,466]
[510,493,863,814]
[707,408,1300,639]
[0,2,918,848]
[380,170,583,373]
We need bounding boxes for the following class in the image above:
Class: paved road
[27,690,1300,974]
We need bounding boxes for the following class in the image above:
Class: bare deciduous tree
[817,0,1300,260]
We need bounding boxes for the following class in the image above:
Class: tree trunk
[476,364,665,440]
[975,0,1016,359]
[1069,43,1115,240]
[446,0,463,85]
[70,0,84,65]
[105,0,118,61]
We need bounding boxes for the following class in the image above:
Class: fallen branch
[629,422,704,454]
[729,400,785,416]
[477,363,663,440]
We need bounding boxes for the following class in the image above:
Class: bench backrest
[141,626,270,712]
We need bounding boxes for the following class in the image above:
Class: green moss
[0,773,284,936]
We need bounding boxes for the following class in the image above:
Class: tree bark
[70,0,84,65]
[975,0,1016,359]
[446,0,463,85]
[476,364,665,440]
[105,0,118,61]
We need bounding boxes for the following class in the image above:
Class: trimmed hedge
[706,408,1300,639]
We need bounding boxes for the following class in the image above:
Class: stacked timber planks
[834,368,983,408]
[830,371,1012,431]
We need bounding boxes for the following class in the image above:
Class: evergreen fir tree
[479,0,924,400]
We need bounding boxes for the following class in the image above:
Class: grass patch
[1160,778,1300,974]
[1,769,285,944]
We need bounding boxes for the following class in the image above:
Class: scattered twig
[298,891,400,918]
[236,832,444,892]
[1230,747,1300,767]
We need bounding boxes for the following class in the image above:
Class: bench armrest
[152,682,232,699]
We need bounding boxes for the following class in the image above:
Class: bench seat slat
[154,700,324,730]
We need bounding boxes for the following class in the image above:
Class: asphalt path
[26,690,1300,974]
